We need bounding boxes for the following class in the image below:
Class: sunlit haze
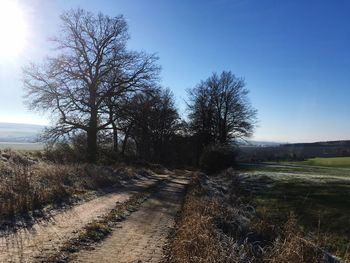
[0,0,27,59]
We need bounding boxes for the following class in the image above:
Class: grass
[165,170,326,263]
[0,142,44,151]
[0,149,152,227]
[241,163,350,261]
[296,156,350,168]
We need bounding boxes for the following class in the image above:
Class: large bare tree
[24,9,159,162]
[188,71,257,146]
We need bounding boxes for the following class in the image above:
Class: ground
[0,170,189,263]
[1,160,349,262]
[72,176,188,263]
[240,162,350,259]
[291,156,350,168]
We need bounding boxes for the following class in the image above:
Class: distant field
[0,142,44,151]
[296,156,350,167]
[240,163,350,260]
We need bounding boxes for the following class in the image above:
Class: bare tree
[23,9,159,162]
[188,71,257,147]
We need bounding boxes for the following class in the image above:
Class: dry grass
[0,163,70,221]
[266,215,323,262]
[0,150,150,227]
[168,174,254,263]
[165,170,340,263]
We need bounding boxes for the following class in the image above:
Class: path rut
[71,175,189,263]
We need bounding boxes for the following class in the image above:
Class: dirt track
[0,174,164,263]
[71,176,188,263]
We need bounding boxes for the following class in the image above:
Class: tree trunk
[112,122,118,153]
[121,134,128,156]
[87,110,98,163]
[121,124,132,156]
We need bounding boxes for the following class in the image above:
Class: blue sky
[0,0,349,142]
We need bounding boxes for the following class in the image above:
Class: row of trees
[24,9,257,165]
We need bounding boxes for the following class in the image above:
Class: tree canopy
[187,71,257,146]
[24,9,160,162]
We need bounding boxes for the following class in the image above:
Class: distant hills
[241,139,350,148]
[239,140,283,147]
[0,123,45,143]
[239,139,350,162]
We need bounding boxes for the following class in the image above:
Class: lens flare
[0,0,27,60]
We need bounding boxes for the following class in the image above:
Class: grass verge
[0,149,154,229]
[164,169,342,263]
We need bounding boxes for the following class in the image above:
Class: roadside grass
[241,164,350,261]
[0,150,153,228]
[165,170,326,263]
[296,157,350,168]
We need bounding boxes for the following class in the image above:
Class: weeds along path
[71,175,189,263]
[0,173,167,263]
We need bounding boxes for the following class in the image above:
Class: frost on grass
[165,169,340,263]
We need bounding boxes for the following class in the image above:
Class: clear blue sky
[0,0,349,142]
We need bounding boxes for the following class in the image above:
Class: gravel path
[0,174,164,263]
[71,175,189,263]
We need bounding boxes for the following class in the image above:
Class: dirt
[0,173,166,263]
[70,175,189,263]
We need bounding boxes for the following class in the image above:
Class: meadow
[295,156,350,167]
[240,163,350,260]
[0,142,44,151]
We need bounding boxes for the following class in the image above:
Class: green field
[295,156,350,167]
[0,142,44,151]
[240,163,350,260]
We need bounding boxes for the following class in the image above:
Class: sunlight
[0,0,27,59]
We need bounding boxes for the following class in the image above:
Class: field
[0,142,44,151]
[240,163,350,260]
[294,156,350,167]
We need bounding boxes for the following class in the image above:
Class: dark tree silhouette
[188,71,257,147]
[23,9,159,163]
[117,87,179,162]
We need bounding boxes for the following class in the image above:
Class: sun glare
[0,0,27,60]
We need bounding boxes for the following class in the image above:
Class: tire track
[71,176,189,263]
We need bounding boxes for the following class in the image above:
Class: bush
[199,145,237,173]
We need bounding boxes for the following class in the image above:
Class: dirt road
[0,173,165,263]
[71,176,188,263]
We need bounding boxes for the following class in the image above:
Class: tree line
[24,9,257,166]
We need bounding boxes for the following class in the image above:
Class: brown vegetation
[0,149,150,227]
[165,170,339,263]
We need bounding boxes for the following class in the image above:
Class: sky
[0,0,349,143]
